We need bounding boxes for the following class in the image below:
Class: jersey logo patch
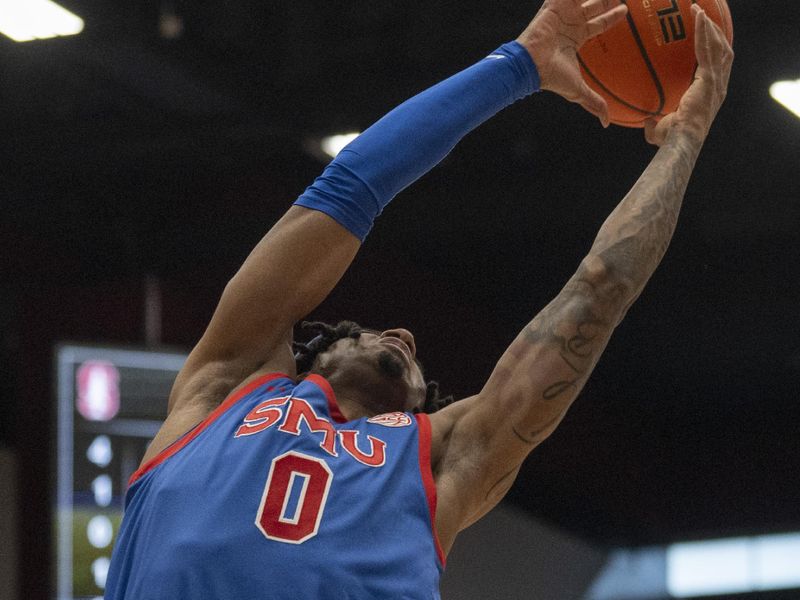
[367,412,412,428]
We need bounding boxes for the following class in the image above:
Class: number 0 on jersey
[256,451,333,544]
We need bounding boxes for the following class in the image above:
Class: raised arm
[431,5,734,549]
[142,1,629,467]
[167,43,542,410]
[166,0,629,405]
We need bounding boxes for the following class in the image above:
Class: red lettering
[339,430,386,467]
[278,399,338,456]
[234,397,288,438]
[236,396,390,469]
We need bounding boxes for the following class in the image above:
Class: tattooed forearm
[443,137,710,535]
[591,134,702,292]
[520,273,612,401]
[506,134,703,413]
[478,132,704,469]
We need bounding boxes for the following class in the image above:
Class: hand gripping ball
[578,0,733,127]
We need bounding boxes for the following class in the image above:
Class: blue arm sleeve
[294,41,541,241]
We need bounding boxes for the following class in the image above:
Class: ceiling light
[770,79,800,119]
[320,133,361,159]
[0,0,84,42]
[587,531,800,599]
[667,533,800,597]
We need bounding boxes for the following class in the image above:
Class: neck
[332,392,375,421]
[310,371,406,420]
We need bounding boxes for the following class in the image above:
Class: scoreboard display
[55,345,187,600]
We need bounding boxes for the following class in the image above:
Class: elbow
[577,255,637,323]
[579,254,631,293]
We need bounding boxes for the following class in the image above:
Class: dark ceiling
[3,0,800,559]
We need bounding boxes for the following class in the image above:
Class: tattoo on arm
[485,466,519,501]
[521,273,612,404]
[593,136,699,288]
[507,135,702,437]
[511,410,564,445]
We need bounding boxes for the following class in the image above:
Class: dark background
[1,0,798,597]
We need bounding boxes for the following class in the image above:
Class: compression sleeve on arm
[294,41,541,240]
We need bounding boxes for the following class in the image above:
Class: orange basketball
[578,0,733,127]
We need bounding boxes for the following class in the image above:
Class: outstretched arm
[142,0,629,467]
[165,1,628,407]
[164,44,542,421]
[431,5,734,549]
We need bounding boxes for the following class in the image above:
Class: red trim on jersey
[305,374,347,423]
[415,413,446,568]
[128,372,290,486]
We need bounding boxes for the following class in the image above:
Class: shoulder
[426,395,481,470]
[139,363,294,468]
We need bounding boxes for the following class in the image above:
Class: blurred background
[1,0,798,598]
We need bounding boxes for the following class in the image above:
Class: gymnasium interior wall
[0,447,19,600]
[441,502,607,599]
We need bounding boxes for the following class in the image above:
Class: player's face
[317,328,427,413]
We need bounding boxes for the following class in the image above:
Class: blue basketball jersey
[105,373,444,599]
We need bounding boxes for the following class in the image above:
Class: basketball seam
[577,0,668,120]
[622,1,666,115]
[712,0,733,41]
[691,0,699,87]
[578,54,660,118]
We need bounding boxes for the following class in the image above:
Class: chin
[377,349,405,379]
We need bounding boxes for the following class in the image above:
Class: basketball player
[105,1,733,597]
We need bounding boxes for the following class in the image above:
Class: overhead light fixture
[0,0,84,42]
[587,531,800,599]
[667,532,800,597]
[770,79,800,119]
[320,133,361,159]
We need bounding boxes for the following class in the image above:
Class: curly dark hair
[293,320,455,414]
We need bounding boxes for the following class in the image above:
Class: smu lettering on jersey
[105,373,445,600]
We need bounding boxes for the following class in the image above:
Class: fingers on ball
[581,0,621,20]
[644,120,657,145]
[694,9,713,68]
[585,4,627,36]
[582,84,610,127]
